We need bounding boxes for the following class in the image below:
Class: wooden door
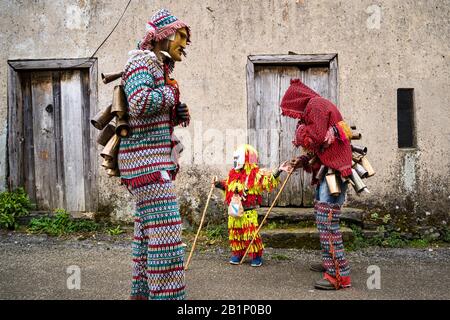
[30,72,63,210]
[248,62,336,207]
[12,69,94,212]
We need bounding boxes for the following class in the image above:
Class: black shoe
[314,278,337,290]
[309,263,326,272]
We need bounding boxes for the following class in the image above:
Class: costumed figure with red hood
[118,9,191,300]
[280,79,353,290]
[214,144,290,267]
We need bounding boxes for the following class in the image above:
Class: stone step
[257,207,366,226]
[17,211,96,226]
[260,226,354,250]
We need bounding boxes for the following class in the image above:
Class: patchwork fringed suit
[217,163,279,260]
[118,50,187,300]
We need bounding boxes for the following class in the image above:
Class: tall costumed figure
[119,8,191,300]
[281,79,355,290]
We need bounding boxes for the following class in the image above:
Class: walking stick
[239,170,294,264]
[185,177,216,270]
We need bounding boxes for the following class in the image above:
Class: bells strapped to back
[325,167,341,196]
[90,71,129,177]
[347,125,375,193]
[321,125,376,196]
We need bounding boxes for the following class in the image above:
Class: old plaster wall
[0,0,448,230]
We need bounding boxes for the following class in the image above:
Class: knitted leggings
[129,180,186,300]
[315,201,351,288]
[228,209,264,259]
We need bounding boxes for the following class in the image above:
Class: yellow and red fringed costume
[216,145,280,260]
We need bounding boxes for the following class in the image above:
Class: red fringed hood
[280,79,320,120]
[280,79,353,178]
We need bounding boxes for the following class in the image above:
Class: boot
[309,262,326,272]
[314,278,337,290]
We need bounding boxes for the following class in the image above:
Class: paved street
[0,231,449,300]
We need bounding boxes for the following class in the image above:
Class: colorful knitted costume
[281,80,352,289]
[138,8,190,51]
[315,201,351,289]
[118,49,183,187]
[118,9,189,300]
[280,79,353,177]
[216,145,280,260]
[130,180,185,300]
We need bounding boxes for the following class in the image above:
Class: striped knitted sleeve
[296,99,330,152]
[123,61,178,117]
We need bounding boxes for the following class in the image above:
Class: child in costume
[214,144,289,267]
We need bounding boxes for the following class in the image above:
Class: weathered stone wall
[1,0,448,232]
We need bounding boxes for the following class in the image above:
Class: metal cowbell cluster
[90,71,129,177]
[317,126,376,195]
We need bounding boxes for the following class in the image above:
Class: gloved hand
[213,177,225,190]
[176,103,190,123]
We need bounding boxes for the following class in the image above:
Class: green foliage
[382,214,392,224]
[107,225,125,236]
[376,225,386,234]
[347,225,370,251]
[444,228,450,243]
[28,208,98,236]
[348,224,436,250]
[266,222,278,230]
[0,188,33,230]
[204,224,228,240]
[370,212,379,220]
[369,212,392,225]
[381,232,408,248]
[409,239,431,248]
[265,221,311,230]
[296,221,316,228]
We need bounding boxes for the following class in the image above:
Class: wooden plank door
[60,70,88,212]
[278,67,303,207]
[249,64,333,207]
[19,69,92,212]
[30,72,63,210]
[253,67,283,206]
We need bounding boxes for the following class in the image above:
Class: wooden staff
[239,170,294,264]
[185,178,216,270]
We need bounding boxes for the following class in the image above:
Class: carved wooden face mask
[168,27,188,61]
